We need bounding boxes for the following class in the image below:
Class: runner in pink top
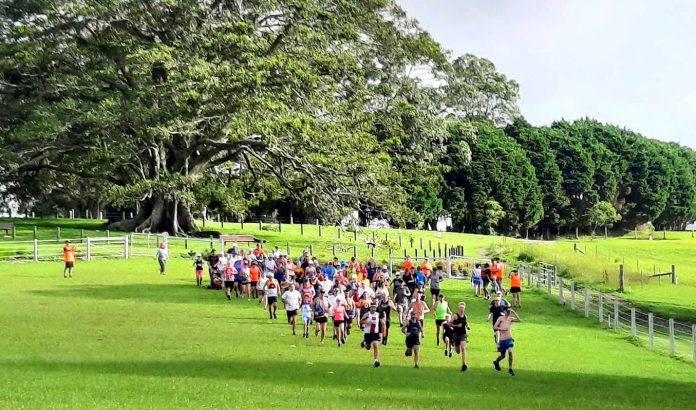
[331,302,346,347]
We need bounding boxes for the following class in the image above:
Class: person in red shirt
[402,255,413,272]
[420,257,432,277]
[252,243,265,257]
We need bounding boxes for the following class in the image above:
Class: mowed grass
[1,258,695,409]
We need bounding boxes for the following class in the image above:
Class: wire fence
[519,262,696,364]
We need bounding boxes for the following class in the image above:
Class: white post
[147,233,151,248]
[124,236,129,260]
[648,313,654,348]
[584,288,589,317]
[388,249,393,276]
[598,294,603,322]
[129,233,134,257]
[33,239,38,262]
[669,318,675,355]
[446,255,451,278]
[86,237,92,261]
[613,300,619,330]
[558,278,564,304]
[630,308,636,337]
[570,283,576,310]
[526,267,531,286]
[547,271,552,296]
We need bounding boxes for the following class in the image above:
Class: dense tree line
[1,1,694,235]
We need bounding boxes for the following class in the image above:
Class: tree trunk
[109,196,199,235]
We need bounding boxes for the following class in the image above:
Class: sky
[397,0,696,149]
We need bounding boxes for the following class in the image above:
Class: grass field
[3,217,696,321]
[1,257,695,409]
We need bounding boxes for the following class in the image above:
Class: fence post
[80,229,84,243]
[570,283,576,310]
[86,237,92,261]
[558,278,564,304]
[388,249,393,275]
[613,300,619,330]
[318,222,322,237]
[399,235,402,248]
[353,246,357,258]
[258,220,262,231]
[184,238,188,250]
[209,236,213,250]
[630,308,636,337]
[584,288,589,317]
[33,239,38,262]
[536,266,541,289]
[33,225,37,240]
[526,267,531,287]
[598,294,603,322]
[547,271,552,296]
[57,227,61,240]
[446,255,451,278]
[669,319,675,355]
[124,236,129,260]
[671,265,676,284]
[618,264,624,292]
[278,220,281,233]
[300,224,304,236]
[310,244,313,256]
[648,313,654,348]
[11,224,15,240]
[419,238,423,249]
[286,242,290,255]
[129,233,134,257]
[552,265,557,286]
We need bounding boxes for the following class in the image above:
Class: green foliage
[586,201,621,231]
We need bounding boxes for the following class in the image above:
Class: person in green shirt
[434,294,452,346]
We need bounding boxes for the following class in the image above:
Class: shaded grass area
[1,258,695,409]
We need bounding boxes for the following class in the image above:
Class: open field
[3,218,696,321]
[1,257,695,409]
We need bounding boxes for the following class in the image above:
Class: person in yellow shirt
[63,240,76,278]
[508,269,522,308]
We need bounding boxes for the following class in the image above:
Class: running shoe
[449,350,452,358]
[509,369,515,376]
[461,364,468,372]
[414,364,419,369]
[493,360,501,371]
[374,360,380,368]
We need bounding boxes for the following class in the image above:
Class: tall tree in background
[0,0,446,233]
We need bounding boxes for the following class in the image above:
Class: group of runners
[193,244,523,374]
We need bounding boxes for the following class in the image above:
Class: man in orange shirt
[402,255,413,272]
[488,259,500,293]
[508,269,522,308]
[420,257,432,277]
[252,243,265,258]
[63,240,76,278]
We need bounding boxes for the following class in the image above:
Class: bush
[261,224,279,232]
[517,250,536,263]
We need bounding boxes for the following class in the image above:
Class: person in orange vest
[63,240,76,278]
[420,257,433,277]
[402,255,413,272]
[488,259,500,293]
[508,269,522,308]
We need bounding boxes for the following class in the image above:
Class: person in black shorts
[442,314,454,357]
[401,311,424,368]
[449,302,470,372]
[313,291,329,344]
[487,296,509,346]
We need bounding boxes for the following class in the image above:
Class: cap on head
[369,303,377,308]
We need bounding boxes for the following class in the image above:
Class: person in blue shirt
[415,267,426,287]
[321,261,335,281]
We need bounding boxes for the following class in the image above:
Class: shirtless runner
[493,309,521,376]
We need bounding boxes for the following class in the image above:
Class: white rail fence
[519,262,696,364]
[0,236,128,261]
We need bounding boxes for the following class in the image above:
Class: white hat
[351,274,357,280]
[308,261,315,265]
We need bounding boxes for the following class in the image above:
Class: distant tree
[586,201,621,237]
[483,200,505,235]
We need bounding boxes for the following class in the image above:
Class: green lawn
[0,257,695,409]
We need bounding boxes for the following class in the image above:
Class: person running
[509,269,522,308]
[433,294,452,346]
[301,299,313,338]
[428,268,445,306]
[493,309,521,376]
[265,273,280,319]
[239,260,252,300]
[377,291,397,345]
[420,257,433,277]
[155,242,168,275]
[403,267,416,295]
[471,264,482,297]
[344,292,356,336]
[222,258,237,301]
[360,302,385,368]
[487,295,509,345]
[449,302,470,372]
[62,240,76,278]
[249,260,262,300]
[402,255,413,273]
[331,299,346,346]
[393,279,411,325]
[281,284,301,336]
[313,291,329,343]
[193,253,205,287]
[408,296,430,336]
[481,263,491,300]
[442,313,454,357]
[401,311,424,368]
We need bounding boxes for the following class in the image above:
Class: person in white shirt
[281,284,302,336]
[155,242,168,275]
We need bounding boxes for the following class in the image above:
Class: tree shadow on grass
[30,283,233,305]
[1,357,693,408]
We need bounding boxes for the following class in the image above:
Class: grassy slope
[0,258,695,409]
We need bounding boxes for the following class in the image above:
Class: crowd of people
[193,243,522,373]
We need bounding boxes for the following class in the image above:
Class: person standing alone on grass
[193,254,205,286]
[63,240,76,278]
[155,242,168,275]
[508,269,522,308]
[493,309,521,376]
[282,284,301,336]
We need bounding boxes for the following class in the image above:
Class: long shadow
[30,283,230,305]
[0,357,693,408]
